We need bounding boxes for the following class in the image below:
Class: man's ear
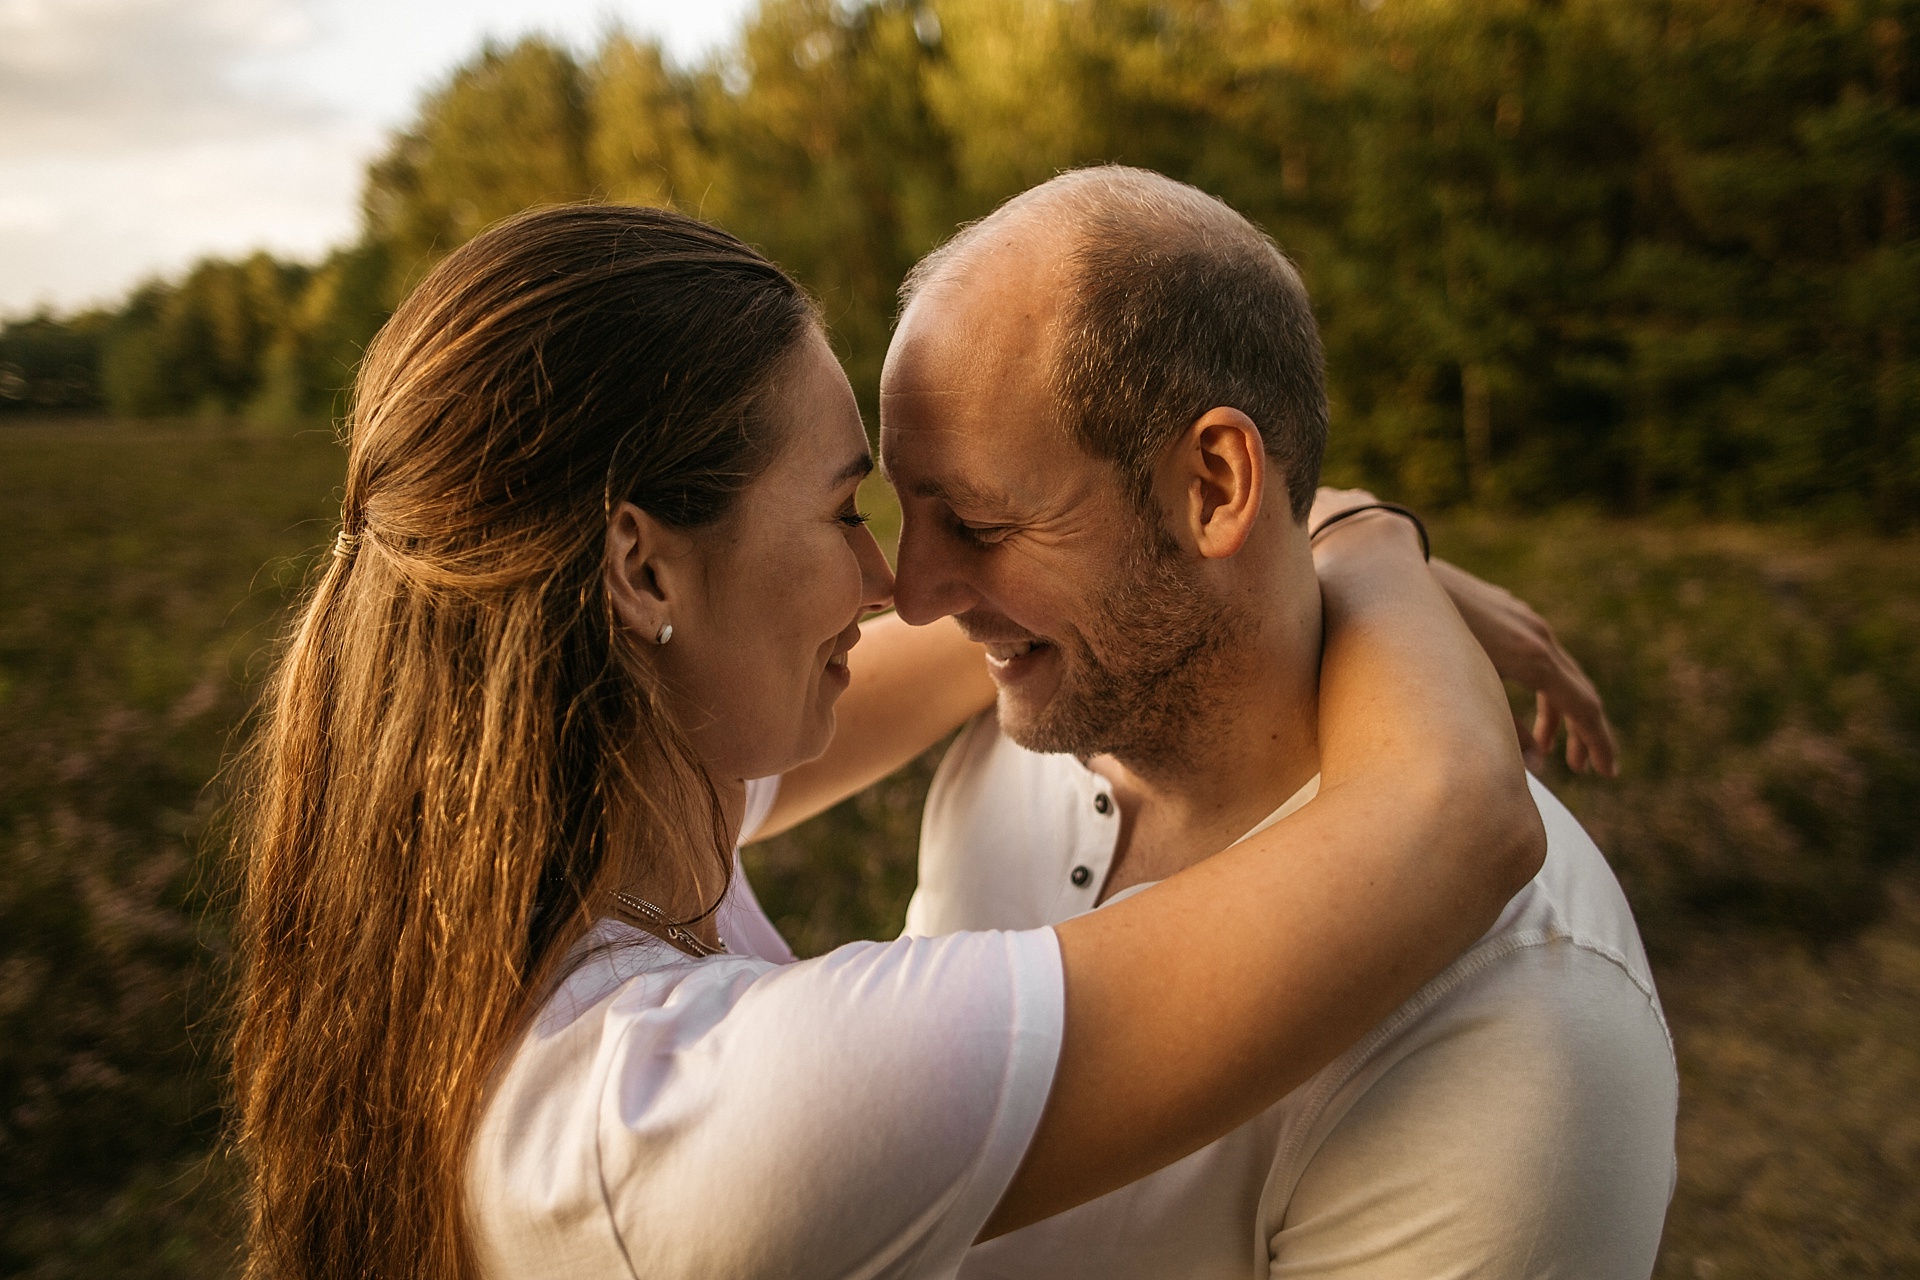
[606,501,698,643]
[1155,406,1265,560]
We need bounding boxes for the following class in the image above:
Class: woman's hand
[1427,560,1616,777]
[1308,487,1618,778]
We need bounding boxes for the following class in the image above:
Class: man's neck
[1091,547,1323,900]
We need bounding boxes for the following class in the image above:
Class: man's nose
[891,512,977,626]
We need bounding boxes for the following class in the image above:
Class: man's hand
[1308,487,1618,777]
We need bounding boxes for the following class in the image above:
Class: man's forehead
[891,462,1013,508]
[880,378,1048,509]
[890,217,1076,373]
[883,281,1064,435]
[879,215,1084,495]
[878,399,1004,486]
[889,296,1050,393]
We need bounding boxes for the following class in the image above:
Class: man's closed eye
[955,520,1017,547]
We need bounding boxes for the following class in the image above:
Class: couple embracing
[233,166,1676,1280]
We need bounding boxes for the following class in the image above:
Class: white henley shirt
[906,712,1680,1280]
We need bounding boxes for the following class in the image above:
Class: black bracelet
[1308,502,1431,561]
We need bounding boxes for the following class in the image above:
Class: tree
[363,39,595,302]
[14,0,1911,524]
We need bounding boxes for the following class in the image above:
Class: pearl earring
[655,622,673,645]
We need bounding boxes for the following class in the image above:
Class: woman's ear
[1156,406,1265,560]
[606,501,697,644]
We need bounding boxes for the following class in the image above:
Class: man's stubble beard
[999,523,1242,773]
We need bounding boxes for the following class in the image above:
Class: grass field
[2,422,1916,1276]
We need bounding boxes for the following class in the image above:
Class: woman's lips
[823,625,858,685]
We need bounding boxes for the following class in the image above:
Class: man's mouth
[980,638,1055,686]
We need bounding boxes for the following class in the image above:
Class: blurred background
[1,0,1915,1275]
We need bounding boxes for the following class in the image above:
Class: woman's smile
[824,625,860,687]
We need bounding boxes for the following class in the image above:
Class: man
[878,167,1677,1278]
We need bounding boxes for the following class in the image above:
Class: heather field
[2,422,1915,1276]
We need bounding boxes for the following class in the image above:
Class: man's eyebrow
[834,454,876,485]
[908,475,1009,509]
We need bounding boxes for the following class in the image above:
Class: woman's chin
[794,706,838,769]
[748,707,837,782]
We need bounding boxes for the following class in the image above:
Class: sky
[0,0,757,319]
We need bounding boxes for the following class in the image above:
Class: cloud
[0,0,758,314]
[0,0,331,156]
[0,128,374,314]
[0,0,375,314]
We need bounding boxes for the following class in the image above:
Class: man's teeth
[986,641,1038,661]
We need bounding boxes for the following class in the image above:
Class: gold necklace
[612,891,727,958]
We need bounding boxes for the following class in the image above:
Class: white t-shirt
[714,775,799,963]
[906,713,1679,1280]
[468,778,1065,1280]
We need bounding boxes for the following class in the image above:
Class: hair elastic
[1307,502,1430,561]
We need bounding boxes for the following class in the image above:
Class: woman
[232,203,1543,1280]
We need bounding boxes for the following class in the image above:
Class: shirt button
[1093,793,1113,815]
[1070,865,1093,887]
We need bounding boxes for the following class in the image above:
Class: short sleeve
[472,926,1065,1280]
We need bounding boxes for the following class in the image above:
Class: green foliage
[0,312,108,415]
[96,256,314,420]
[0,426,342,1274]
[588,35,698,209]
[1434,513,1920,942]
[364,40,595,301]
[3,0,1913,498]
[19,243,391,427]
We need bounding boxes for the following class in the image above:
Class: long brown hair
[230,204,814,1280]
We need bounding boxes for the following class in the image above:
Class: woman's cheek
[831,534,868,620]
